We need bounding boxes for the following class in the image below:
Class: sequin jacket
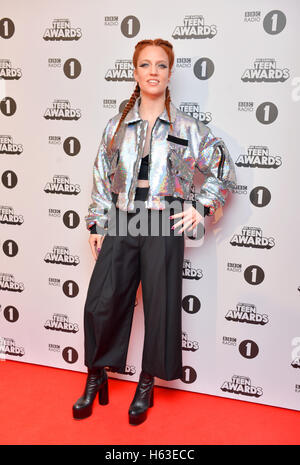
[85,97,237,234]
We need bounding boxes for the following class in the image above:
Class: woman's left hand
[170,205,203,234]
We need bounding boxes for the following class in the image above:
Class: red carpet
[1,360,299,445]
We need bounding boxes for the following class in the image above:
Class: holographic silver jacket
[85,97,237,233]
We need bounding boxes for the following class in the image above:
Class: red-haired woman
[73,39,236,425]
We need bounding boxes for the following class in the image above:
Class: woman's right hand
[89,234,105,260]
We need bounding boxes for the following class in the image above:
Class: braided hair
[108,38,174,151]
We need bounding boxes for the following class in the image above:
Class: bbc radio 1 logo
[182,331,199,352]
[0,337,24,357]
[222,337,260,361]
[221,375,263,398]
[179,101,212,124]
[172,15,217,39]
[104,15,141,38]
[44,246,79,266]
[48,57,82,79]
[44,99,81,120]
[48,277,79,298]
[44,313,79,333]
[0,18,15,39]
[0,305,19,323]
[241,58,289,83]
[0,59,22,80]
[230,226,275,249]
[182,258,203,280]
[48,136,81,158]
[44,175,81,195]
[0,97,17,116]
[243,10,287,35]
[182,294,201,315]
[235,145,282,169]
[225,302,269,325]
[0,273,24,292]
[43,19,82,41]
[105,60,134,81]
[48,344,79,364]
[227,263,265,285]
[48,208,80,229]
[0,135,23,156]
[238,101,279,125]
[0,205,23,225]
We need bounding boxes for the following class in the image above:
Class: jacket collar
[123,95,176,125]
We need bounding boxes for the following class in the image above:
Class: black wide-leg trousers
[83,188,185,381]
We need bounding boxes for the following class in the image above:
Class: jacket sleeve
[84,119,114,235]
[194,123,237,216]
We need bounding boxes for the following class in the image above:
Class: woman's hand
[170,205,203,234]
[89,234,105,260]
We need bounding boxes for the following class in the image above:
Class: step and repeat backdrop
[1,0,300,411]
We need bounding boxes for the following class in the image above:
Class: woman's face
[134,45,171,98]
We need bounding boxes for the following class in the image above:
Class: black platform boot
[128,370,154,425]
[72,367,109,419]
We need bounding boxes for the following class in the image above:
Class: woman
[72,39,236,425]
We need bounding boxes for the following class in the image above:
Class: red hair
[108,38,175,151]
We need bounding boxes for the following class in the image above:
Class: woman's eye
[139,63,168,68]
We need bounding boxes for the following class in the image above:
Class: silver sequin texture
[85,96,237,233]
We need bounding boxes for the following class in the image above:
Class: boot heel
[98,379,109,405]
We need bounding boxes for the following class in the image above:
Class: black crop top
[137,154,149,180]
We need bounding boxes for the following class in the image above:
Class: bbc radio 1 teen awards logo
[44,313,79,333]
[44,246,79,266]
[230,226,275,249]
[182,331,199,352]
[242,58,289,82]
[0,337,24,357]
[0,135,23,156]
[0,59,22,80]
[172,15,217,39]
[43,19,82,41]
[225,302,269,325]
[44,175,80,195]
[105,60,134,81]
[235,145,282,169]
[0,273,24,292]
[221,375,263,398]
[179,102,211,123]
[44,100,81,120]
[0,205,23,225]
[182,258,203,280]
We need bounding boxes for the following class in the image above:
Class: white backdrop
[1,0,300,412]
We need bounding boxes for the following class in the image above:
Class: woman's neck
[138,93,166,122]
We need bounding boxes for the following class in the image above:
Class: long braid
[165,86,173,132]
[108,82,140,151]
